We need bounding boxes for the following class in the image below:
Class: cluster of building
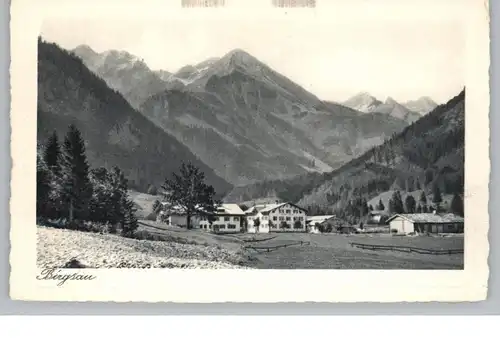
[157,201,330,233]
[156,201,465,235]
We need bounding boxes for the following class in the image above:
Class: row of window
[270,216,304,221]
[268,223,304,229]
[270,209,303,214]
[213,216,240,222]
[201,224,238,230]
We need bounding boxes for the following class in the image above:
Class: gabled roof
[387,213,464,224]
[160,203,243,216]
[306,215,336,224]
[260,202,307,214]
[214,204,245,215]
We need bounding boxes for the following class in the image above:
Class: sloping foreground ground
[243,233,464,269]
[37,226,249,269]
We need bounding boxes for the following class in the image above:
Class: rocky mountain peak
[385,96,398,105]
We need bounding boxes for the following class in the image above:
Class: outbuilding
[387,213,464,235]
[306,215,338,233]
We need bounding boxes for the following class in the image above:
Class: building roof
[160,203,244,216]
[261,202,307,214]
[306,215,336,224]
[387,213,464,224]
[214,204,245,215]
[259,203,287,214]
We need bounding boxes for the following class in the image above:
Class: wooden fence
[350,242,464,255]
[245,240,310,253]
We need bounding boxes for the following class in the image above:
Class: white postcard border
[9,0,490,302]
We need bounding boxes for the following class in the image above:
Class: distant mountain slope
[373,97,423,123]
[403,96,438,115]
[72,45,167,109]
[38,39,231,195]
[341,92,382,113]
[343,92,423,123]
[154,70,173,82]
[140,49,408,186]
[225,89,465,215]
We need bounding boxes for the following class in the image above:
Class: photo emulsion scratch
[9,0,490,302]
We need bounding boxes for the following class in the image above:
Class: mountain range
[61,42,450,200]
[225,89,464,218]
[342,92,438,123]
[72,45,167,109]
[38,39,231,195]
[73,46,416,186]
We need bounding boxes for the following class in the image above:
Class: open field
[137,220,244,251]
[240,233,463,269]
[138,221,464,269]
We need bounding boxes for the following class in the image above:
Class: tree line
[37,124,138,236]
[331,184,464,225]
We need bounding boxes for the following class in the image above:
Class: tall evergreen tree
[60,124,93,223]
[432,184,443,212]
[43,131,61,175]
[36,149,51,219]
[450,193,464,216]
[377,199,385,211]
[88,167,113,224]
[419,191,427,208]
[405,195,417,213]
[390,191,404,214]
[121,198,138,236]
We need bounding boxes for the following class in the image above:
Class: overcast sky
[40,0,467,104]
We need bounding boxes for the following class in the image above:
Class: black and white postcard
[9,0,490,302]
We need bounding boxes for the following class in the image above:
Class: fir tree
[450,193,464,216]
[43,131,61,175]
[60,124,93,223]
[36,150,51,219]
[121,198,138,236]
[432,184,443,212]
[405,195,417,213]
[377,199,385,211]
[419,191,427,208]
[390,191,404,214]
[88,167,113,224]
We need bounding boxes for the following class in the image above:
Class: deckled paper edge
[8,0,490,303]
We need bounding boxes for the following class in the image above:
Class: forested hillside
[225,89,465,220]
[37,39,231,195]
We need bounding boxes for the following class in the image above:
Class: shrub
[125,230,165,242]
[390,228,398,234]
